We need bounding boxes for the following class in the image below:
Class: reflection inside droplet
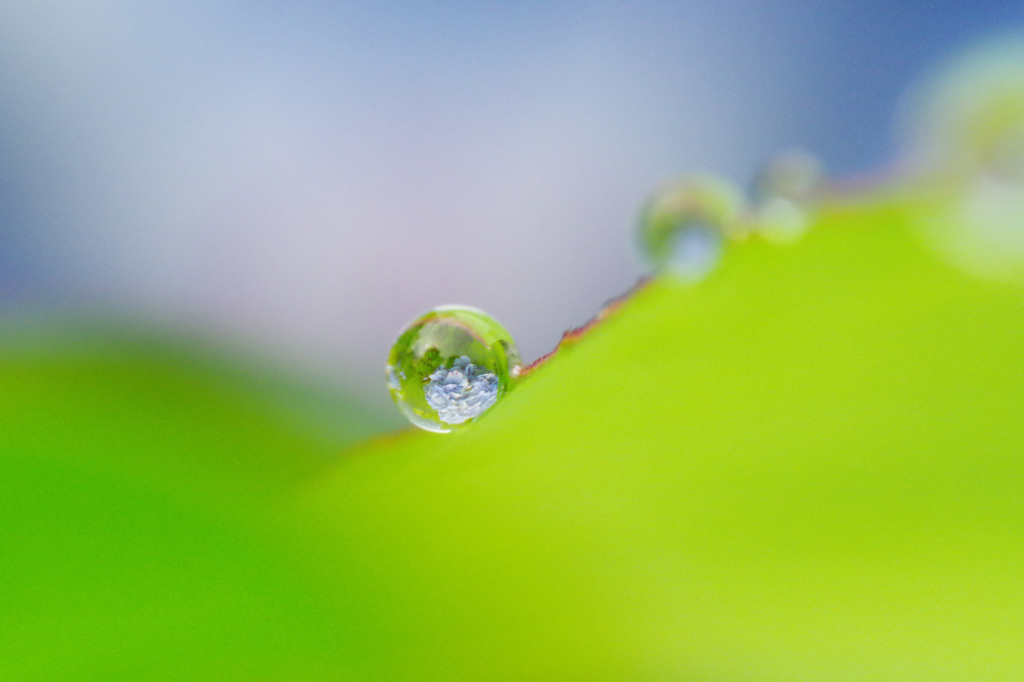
[665,222,723,282]
[386,306,521,433]
[424,355,500,425]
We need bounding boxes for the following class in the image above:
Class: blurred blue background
[1,0,1022,416]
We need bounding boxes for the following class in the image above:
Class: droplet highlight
[386,306,521,433]
[638,175,745,282]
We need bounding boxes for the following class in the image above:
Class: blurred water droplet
[751,196,810,244]
[386,306,521,433]
[753,148,825,205]
[903,37,1024,282]
[903,36,1024,183]
[917,174,1024,282]
[638,175,744,281]
[748,149,825,243]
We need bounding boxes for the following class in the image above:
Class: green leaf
[4,196,1024,677]
[286,196,1024,679]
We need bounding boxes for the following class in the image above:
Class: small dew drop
[638,175,744,280]
[748,149,825,243]
[753,148,825,205]
[385,306,521,433]
[751,196,809,244]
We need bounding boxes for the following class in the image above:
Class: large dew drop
[902,36,1024,183]
[637,175,744,282]
[386,306,521,433]
[902,37,1024,282]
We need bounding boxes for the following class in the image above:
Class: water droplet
[749,149,825,243]
[638,175,744,281]
[902,37,1024,183]
[386,306,521,433]
[915,173,1024,282]
[902,38,1024,282]
[750,196,809,244]
[753,148,825,205]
